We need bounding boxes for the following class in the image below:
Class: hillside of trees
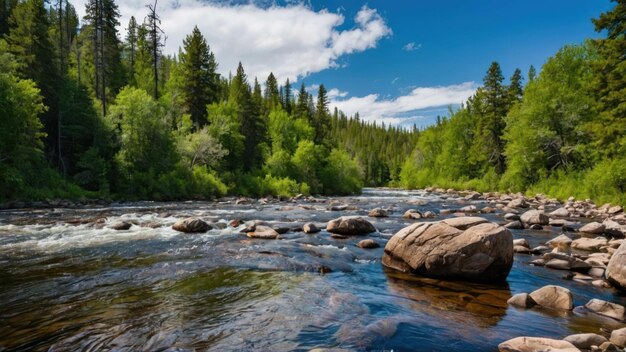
[399,0,626,205]
[1,0,624,205]
[0,0,417,202]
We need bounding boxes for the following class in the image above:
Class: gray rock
[580,222,606,235]
[507,293,536,308]
[382,217,513,282]
[529,285,573,310]
[520,210,549,226]
[498,337,579,352]
[507,198,529,209]
[606,241,626,291]
[550,207,570,217]
[584,298,625,321]
[546,234,573,248]
[506,221,524,230]
[327,217,376,236]
[564,333,607,350]
[610,327,626,348]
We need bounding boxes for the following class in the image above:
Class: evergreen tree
[179,26,219,128]
[145,0,164,99]
[313,84,330,144]
[590,0,626,157]
[230,62,265,170]
[125,16,138,83]
[507,68,523,106]
[263,72,280,110]
[295,82,310,120]
[528,65,537,81]
[283,78,292,114]
[0,0,18,36]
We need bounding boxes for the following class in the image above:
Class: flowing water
[0,188,625,351]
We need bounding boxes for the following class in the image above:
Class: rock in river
[382,217,513,282]
[579,221,605,235]
[172,218,212,233]
[564,333,608,350]
[520,210,549,226]
[368,208,388,218]
[606,241,626,291]
[528,285,573,310]
[247,225,280,239]
[357,239,380,249]
[498,337,579,352]
[326,217,376,236]
[303,222,321,234]
[583,298,625,321]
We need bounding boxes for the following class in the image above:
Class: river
[0,188,624,351]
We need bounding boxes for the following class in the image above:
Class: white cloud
[70,0,391,83]
[327,88,348,99]
[330,82,477,126]
[403,42,421,51]
[391,77,399,84]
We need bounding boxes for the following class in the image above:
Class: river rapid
[0,188,624,351]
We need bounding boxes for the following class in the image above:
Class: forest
[0,0,417,202]
[0,0,624,205]
[399,1,625,205]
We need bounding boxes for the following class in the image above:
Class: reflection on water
[0,188,625,351]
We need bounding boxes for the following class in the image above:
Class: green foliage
[320,149,363,195]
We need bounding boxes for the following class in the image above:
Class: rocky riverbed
[0,188,625,351]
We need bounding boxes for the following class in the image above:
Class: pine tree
[507,68,523,106]
[264,72,280,110]
[590,0,626,157]
[230,62,265,170]
[314,84,330,144]
[180,26,219,128]
[528,65,537,81]
[283,78,292,114]
[125,16,138,82]
[295,82,309,120]
[0,0,17,36]
[145,0,164,99]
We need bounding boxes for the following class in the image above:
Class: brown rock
[520,210,549,226]
[498,337,579,352]
[579,222,605,234]
[528,285,573,310]
[564,333,607,350]
[507,293,536,308]
[606,241,626,291]
[368,208,388,218]
[172,218,212,233]
[326,217,376,236]
[357,239,380,249]
[303,222,321,234]
[247,225,280,239]
[382,218,513,282]
[584,298,625,321]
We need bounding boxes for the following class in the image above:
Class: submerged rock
[498,337,579,352]
[382,217,513,282]
[172,218,212,233]
[326,217,376,236]
[111,221,132,231]
[528,285,573,310]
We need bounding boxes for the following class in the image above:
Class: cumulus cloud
[403,42,421,51]
[330,82,477,127]
[327,88,348,99]
[69,0,391,82]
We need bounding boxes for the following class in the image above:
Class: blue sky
[70,0,615,127]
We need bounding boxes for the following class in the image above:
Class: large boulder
[498,337,579,352]
[606,241,626,290]
[529,285,573,310]
[172,218,212,233]
[382,217,513,282]
[521,210,549,226]
[583,298,625,321]
[326,217,376,236]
